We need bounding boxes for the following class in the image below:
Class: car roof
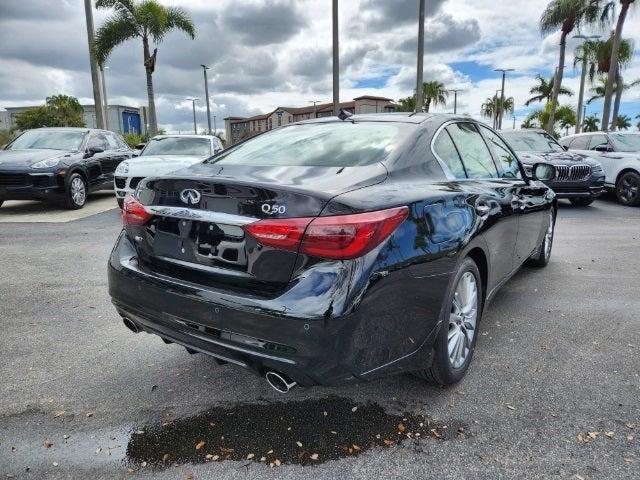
[151,134,217,139]
[501,128,547,135]
[294,112,477,125]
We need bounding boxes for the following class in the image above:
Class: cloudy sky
[1,0,639,133]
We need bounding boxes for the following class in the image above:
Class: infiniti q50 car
[108,113,556,391]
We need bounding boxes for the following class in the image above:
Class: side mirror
[86,145,104,157]
[532,163,556,182]
[594,144,612,152]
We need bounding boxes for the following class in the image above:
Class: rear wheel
[526,208,555,268]
[569,197,594,207]
[414,257,481,385]
[615,171,640,206]
[64,173,87,210]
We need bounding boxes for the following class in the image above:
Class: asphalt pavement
[1,195,639,479]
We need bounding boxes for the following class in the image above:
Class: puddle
[127,396,459,468]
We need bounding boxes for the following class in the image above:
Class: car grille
[554,165,591,182]
[0,174,30,187]
[114,177,127,189]
[129,177,143,189]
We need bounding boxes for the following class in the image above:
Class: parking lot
[1,195,639,480]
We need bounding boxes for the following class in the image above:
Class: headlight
[116,161,129,174]
[31,158,61,169]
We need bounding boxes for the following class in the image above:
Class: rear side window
[589,134,608,150]
[479,127,521,179]
[433,130,466,179]
[446,123,498,179]
[207,122,413,167]
[570,136,590,150]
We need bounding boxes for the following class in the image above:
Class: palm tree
[539,0,601,134]
[600,0,638,131]
[526,102,577,136]
[613,115,632,130]
[521,118,538,129]
[94,0,196,136]
[587,75,639,104]
[525,74,573,106]
[421,81,448,113]
[481,95,514,127]
[396,96,416,112]
[583,114,600,131]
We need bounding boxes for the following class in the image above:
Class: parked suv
[0,127,133,209]
[501,129,605,206]
[559,132,640,206]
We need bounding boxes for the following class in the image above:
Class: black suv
[501,129,605,206]
[0,127,133,209]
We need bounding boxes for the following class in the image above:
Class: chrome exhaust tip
[122,317,139,334]
[265,371,297,393]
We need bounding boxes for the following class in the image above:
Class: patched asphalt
[0,194,639,479]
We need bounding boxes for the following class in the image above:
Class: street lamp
[447,89,463,114]
[308,100,322,118]
[415,0,425,112]
[186,97,198,134]
[494,68,515,129]
[574,34,601,134]
[201,64,212,135]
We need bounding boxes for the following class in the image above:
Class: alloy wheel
[448,271,478,369]
[618,174,639,204]
[71,177,86,206]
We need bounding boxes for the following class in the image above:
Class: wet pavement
[1,195,639,479]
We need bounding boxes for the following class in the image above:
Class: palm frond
[94,14,140,65]
[165,6,196,39]
[136,0,168,41]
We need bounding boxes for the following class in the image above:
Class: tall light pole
[100,66,109,130]
[448,89,462,114]
[213,115,217,134]
[187,98,198,134]
[309,100,322,119]
[415,0,425,112]
[513,115,517,130]
[83,0,105,129]
[494,68,514,130]
[201,64,212,134]
[574,34,601,134]
[332,0,340,116]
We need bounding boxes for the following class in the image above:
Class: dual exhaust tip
[122,317,297,393]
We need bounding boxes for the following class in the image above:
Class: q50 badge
[261,203,286,215]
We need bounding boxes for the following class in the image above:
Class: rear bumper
[108,232,449,386]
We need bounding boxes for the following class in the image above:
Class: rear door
[479,126,547,265]
[444,122,520,282]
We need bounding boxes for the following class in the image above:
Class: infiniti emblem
[179,189,201,206]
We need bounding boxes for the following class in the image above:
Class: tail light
[244,206,408,260]
[122,195,152,226]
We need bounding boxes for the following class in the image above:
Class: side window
[570,136,590,150]
[446,122,498,179]
[87,132,108,151]
[589,134,608,150]
[105,132,122,150]
[479,126,522,179]
[432,129,466,179]
[558,137,572,148]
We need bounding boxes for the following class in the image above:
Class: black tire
[414,257,482,385]
[63,173,87,210]
[569,197,594,207]
[615,171,640,206]
[117,197,124,209]
[0,200,3,208]
[526,207,555,268]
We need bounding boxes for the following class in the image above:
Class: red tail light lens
[244,206,408,260]
[122,195,152,226]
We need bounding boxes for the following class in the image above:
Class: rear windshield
[500,131,564,153]
[207,122,412,167]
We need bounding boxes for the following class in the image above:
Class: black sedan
[108,114,556,391]
[0,127,132,209]
[501,129,605,207]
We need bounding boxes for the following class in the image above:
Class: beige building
[224,95,396,146]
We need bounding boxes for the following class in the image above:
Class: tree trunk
[601,1,630,132]
[611,70,624,131]
[575,56,587,134]
[546,31,567,134]
[143,36,158,137]
[425,98,431,113]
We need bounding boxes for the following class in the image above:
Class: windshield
[207,122,410,167]
[141,137,212,157]
[609,133,640,152]
[500,131,564,153]
[7,130,86,151]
